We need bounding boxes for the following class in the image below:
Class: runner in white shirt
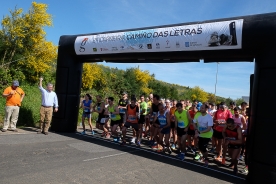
[208,103,217,117]
[193,104,213,167]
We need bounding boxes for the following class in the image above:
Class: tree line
[82,63,243,105]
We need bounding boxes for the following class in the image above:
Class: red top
[214,109,232,132]
[225,126,239,141]
[126,104,138,123]
[188,110,197,130]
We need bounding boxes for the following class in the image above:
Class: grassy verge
[0,84,41,128]
[0,83,100,129]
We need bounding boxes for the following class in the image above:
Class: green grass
[0,83,100,129]
[0,84,41,128]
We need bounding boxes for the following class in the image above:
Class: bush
[0,83,101,129]
[0,83,41,128]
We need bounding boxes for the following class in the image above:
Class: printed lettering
[185,29,190,35]
[191,29,197,35]
[170,31,175,36]
[153,32,159,37]
[158,32,163,37]
[197,27,202,34]
[147,33,152,38]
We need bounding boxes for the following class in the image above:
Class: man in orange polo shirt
[1,80,25,132]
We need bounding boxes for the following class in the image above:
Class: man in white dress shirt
[38,77,58,135]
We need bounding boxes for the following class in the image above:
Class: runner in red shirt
[213,102,232,163]
[222,118,243,175]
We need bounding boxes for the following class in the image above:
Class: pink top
[233,114,243,128]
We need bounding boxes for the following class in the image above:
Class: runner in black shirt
[118,92,129,129]
[94,95,109,137]
[149,94,161,149]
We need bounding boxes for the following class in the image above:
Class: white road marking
[77,132,245,180]
[0,132,37,136]
[83,150,139,162]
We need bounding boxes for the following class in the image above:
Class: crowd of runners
[80,92,249,175]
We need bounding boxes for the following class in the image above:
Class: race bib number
[119,108,126,114]
[158,117,167,126]
[128,115,136,121]
[199,127,207,132]
[100,118,106,124]
[178,121,185,128]
[215,119,225,132]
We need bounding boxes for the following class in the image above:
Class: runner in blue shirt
[81,94,94,135]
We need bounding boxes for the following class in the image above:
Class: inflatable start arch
[53,13,276,183]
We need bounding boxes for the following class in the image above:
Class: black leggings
[240,144,245,156]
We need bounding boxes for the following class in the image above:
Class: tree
[225,97,234,106]
[149,79,168,98]
[235,98,244,106]
[122,67,153,97]
[82,63,106,90]
[190,86,208,102]
[179,88,192,100]
[0,2,57,83]
[133,67,152,95]
[168,86,179,100]
[208,93,216,103]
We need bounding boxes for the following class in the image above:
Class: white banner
[74,19,243,55]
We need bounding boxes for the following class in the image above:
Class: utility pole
[214,62,219,103]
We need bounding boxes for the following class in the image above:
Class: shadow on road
[52,129,246,184]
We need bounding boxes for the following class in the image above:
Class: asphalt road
[0,129,246,184]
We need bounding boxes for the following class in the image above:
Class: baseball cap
[12,80,19,87]
[197,102,202,110]
[165,99,170,103]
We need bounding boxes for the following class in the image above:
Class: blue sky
[1,0,276,99]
